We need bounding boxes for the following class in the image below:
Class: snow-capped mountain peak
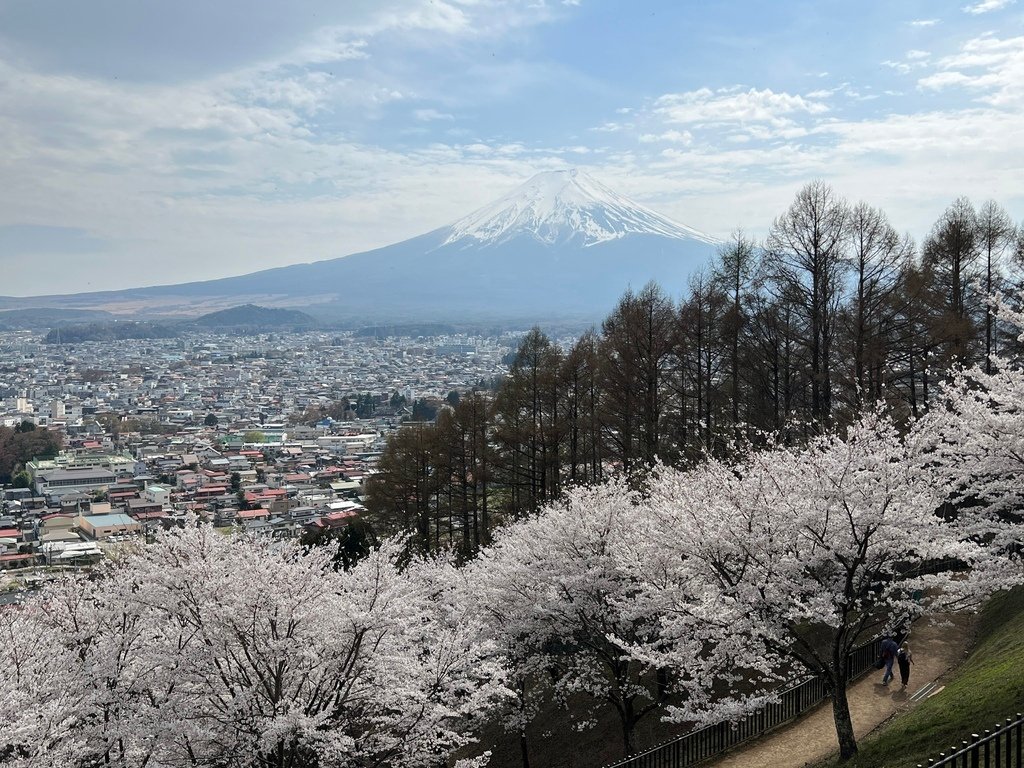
[441,169,719,248]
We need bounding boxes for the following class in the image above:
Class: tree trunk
[519,731,531,768]
[618,699,637,758]
[986,245,993,375]
[830,684,858,760]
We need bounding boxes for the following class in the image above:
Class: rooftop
[79,513,137,527]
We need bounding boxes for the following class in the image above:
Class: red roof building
[237,508,270,521]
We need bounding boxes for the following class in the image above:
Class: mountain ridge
[0,170,721,322]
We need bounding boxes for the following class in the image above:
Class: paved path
[707,614,973,768]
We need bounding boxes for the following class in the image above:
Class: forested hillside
[42,321,179,343]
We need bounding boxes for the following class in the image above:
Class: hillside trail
[706,613,972,768]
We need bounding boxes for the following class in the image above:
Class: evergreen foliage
[0,425,61,483]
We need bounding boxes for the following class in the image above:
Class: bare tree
[713,231,759,436]
[560,330,604,486]
[922,197,981,368]
[599,282,676,470]
[841,202,911,410]
[677,270,727,453]
[365,423,440,552]
[492,328,564,517]
[764,181,849,431]
[976,200,1016,371]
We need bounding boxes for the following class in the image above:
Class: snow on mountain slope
[441,169,720,248]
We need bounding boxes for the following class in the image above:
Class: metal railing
[599,558,967,768]
[918,713,1024,767]
[600,636,884,768]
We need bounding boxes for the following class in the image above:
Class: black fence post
[1011,716,1019,768]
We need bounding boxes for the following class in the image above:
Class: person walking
[880,636,899,685]
[897,642,914,689]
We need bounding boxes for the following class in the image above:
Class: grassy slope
[821,586,1024,768]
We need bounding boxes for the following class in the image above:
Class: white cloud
[413,108,455,121]
[883,60,912,74]
[620,98,1024,243]
[348,0,472,36]
[962,0,1015,14]
[919,70,977,89]
[654,87,828,131]
[591,121,628,133]
[230,1,562,78]
[591,34,1024,244]
[291,36,369,66]
[918,34,1024,106]
[883,50,932,74]
[909,18,940,26]
[638,130,693,144]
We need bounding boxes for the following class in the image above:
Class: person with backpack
[880,636,899,685]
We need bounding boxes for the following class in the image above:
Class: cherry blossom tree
[636,414,1021,760]
[913,298,1024,531]
[1,526,509,768]
[455,557,547,768]
[466,479,674,759]
[468,478,766,760]
[0,598,87,766]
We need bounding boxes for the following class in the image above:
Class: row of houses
[1,435,374,569]
[1,327,520,574]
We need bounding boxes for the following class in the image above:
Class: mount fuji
[2,170,721,322]
[442,169,716,249]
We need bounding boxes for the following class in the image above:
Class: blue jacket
[881,638,899,660]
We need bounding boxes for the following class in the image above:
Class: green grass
[818,586,1024,768]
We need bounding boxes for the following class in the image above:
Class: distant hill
[42,321,179,344]
[0,307,116,329]
[192,304,317,329]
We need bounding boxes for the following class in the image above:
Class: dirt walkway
[707,615,972,768]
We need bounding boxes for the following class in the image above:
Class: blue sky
[1,0,1022,295]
